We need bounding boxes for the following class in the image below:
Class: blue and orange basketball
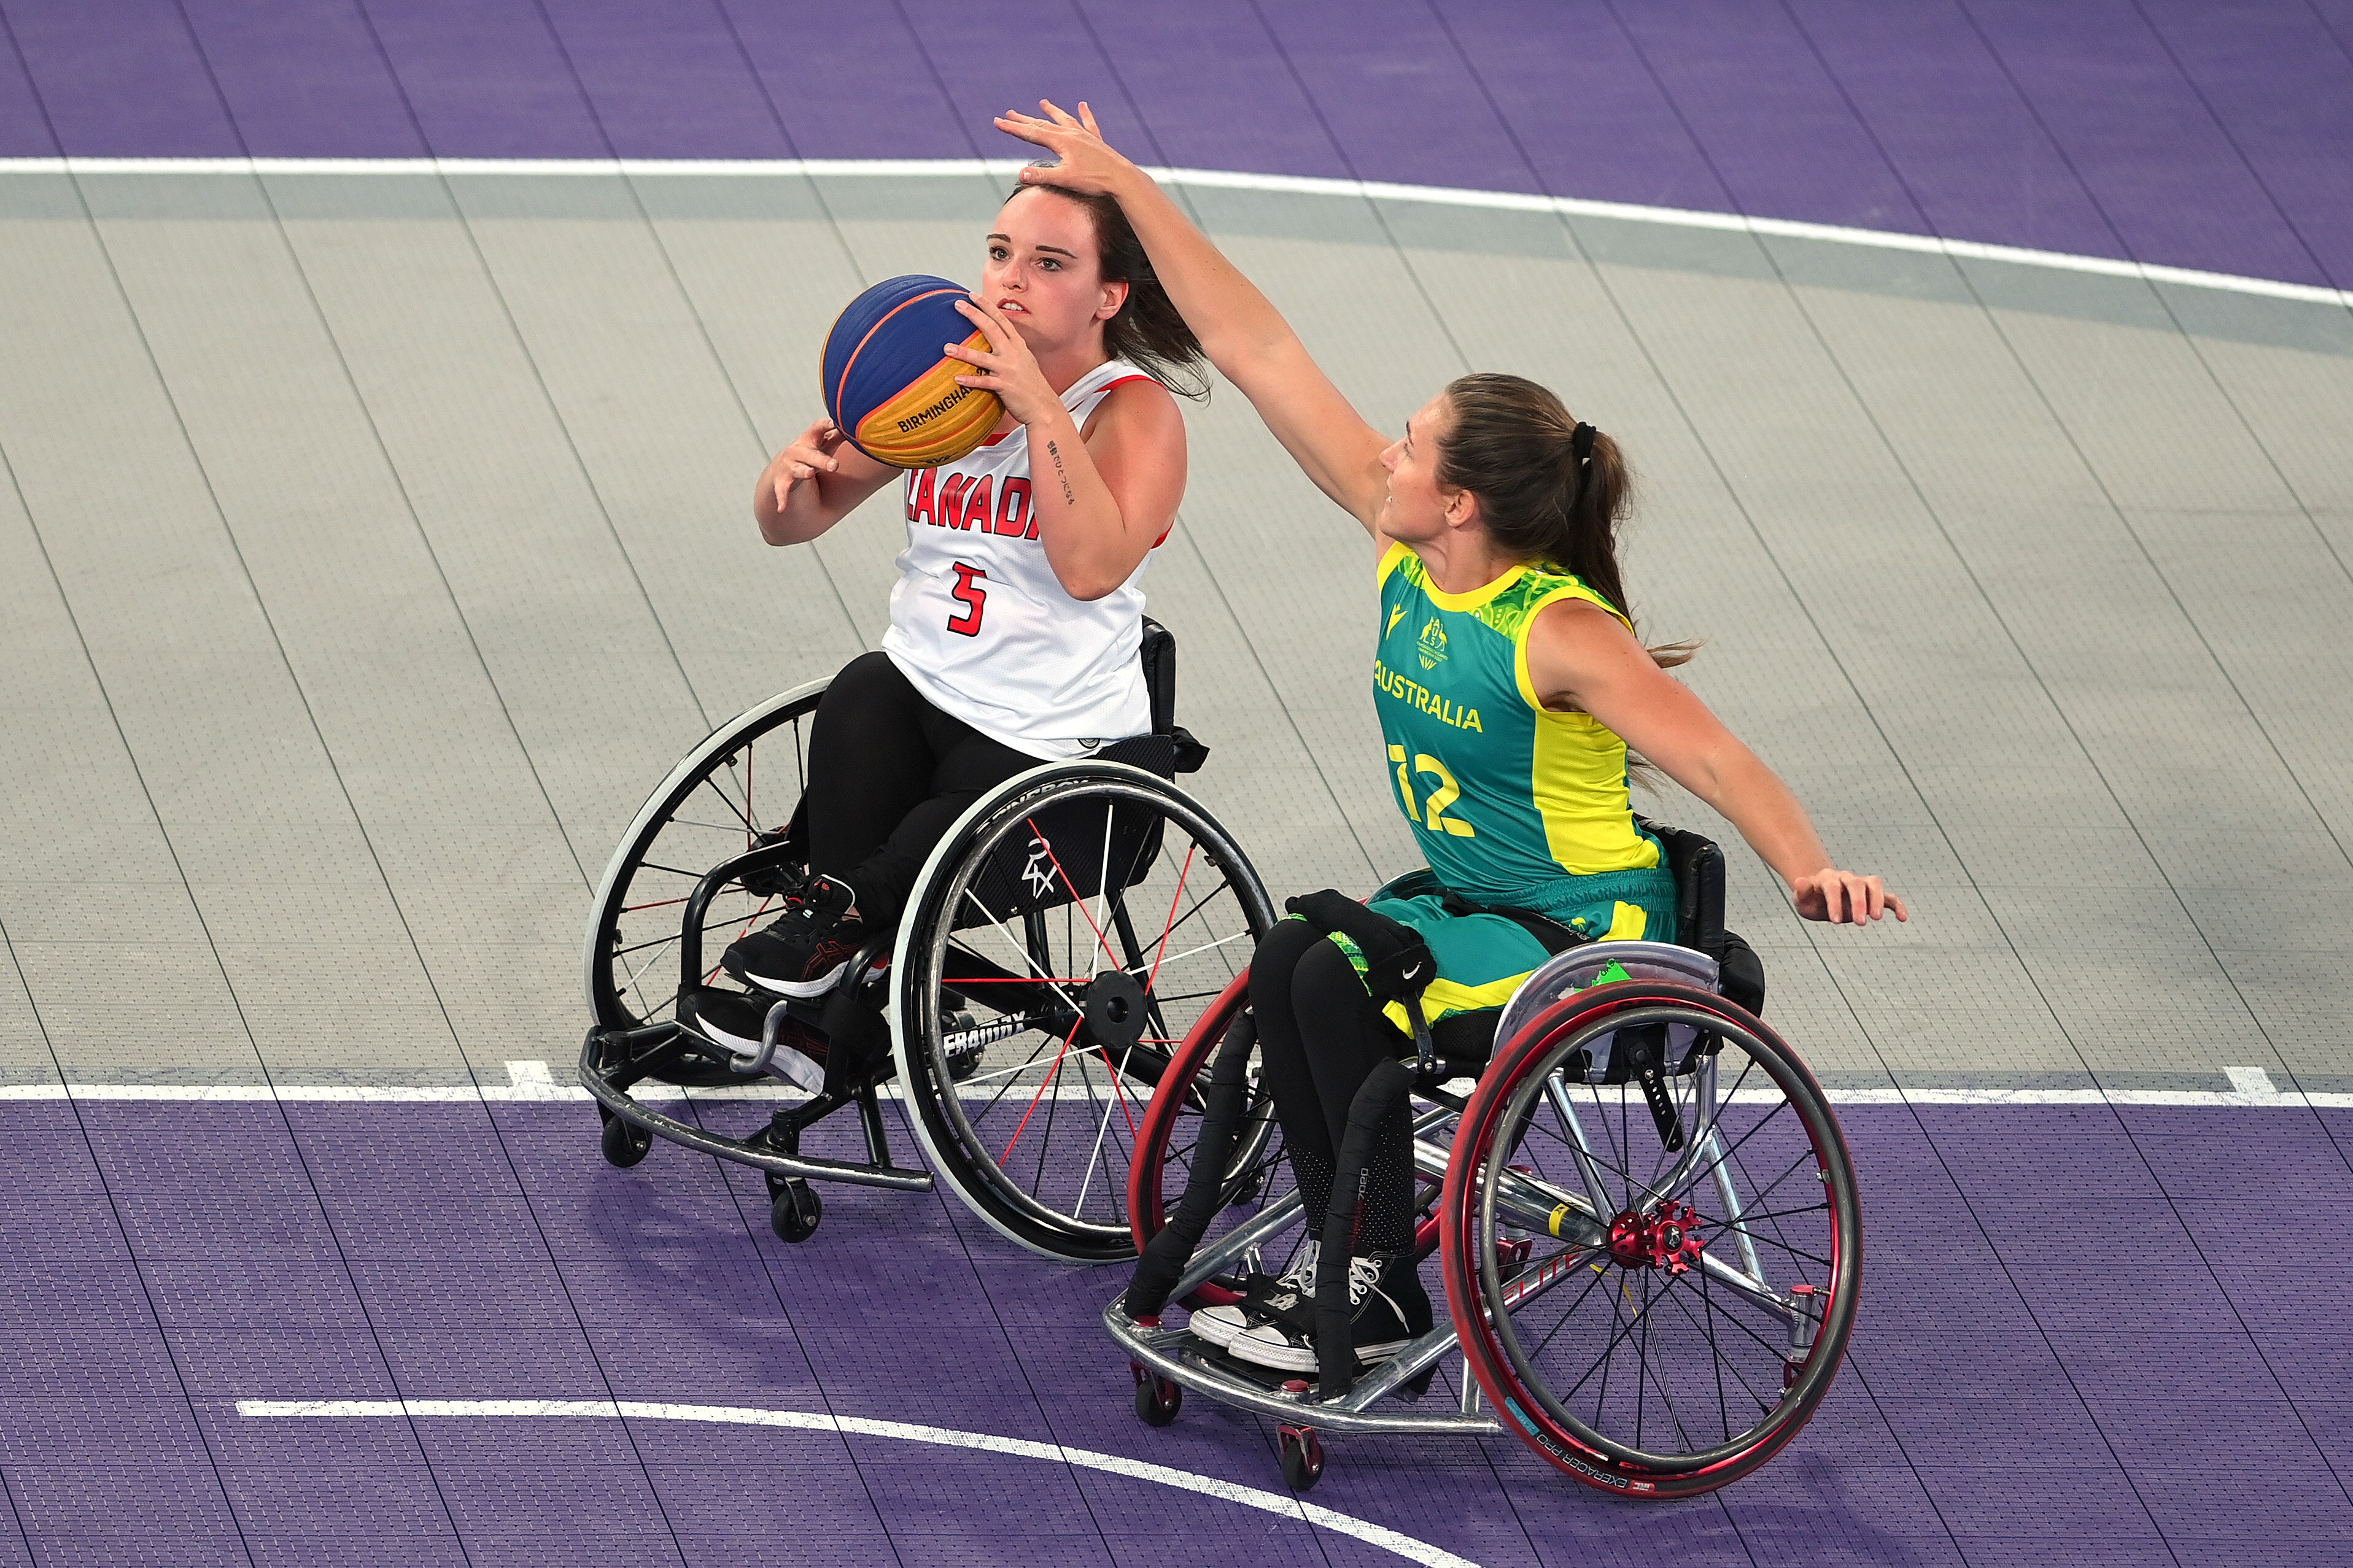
[820,274,1003,468]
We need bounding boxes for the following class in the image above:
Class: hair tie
[1572,422,1597,467]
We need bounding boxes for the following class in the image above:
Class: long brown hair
[1435,372,1696,671]
[1012,174,1209,398]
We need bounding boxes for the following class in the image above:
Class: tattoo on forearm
[1045,439,1076,504]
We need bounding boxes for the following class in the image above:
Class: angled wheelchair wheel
[894,763,1277,1262]
[584,679,828,1037]
[1441,981,1861,1499]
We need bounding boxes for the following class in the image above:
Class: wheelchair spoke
[1023,814,1120,971]
[999,1015,1084,1164]
[958,888,1086,1014]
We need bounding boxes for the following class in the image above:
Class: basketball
[820,274,1004,468]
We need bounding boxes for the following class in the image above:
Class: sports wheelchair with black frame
[580,620,1278,1257]
[1107,824,1861,1498]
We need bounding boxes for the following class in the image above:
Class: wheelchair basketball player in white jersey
[678,174,1209,1086]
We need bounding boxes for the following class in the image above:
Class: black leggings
[1250,918,1420,1254]
[801,651,1036,929]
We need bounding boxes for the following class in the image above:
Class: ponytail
[1436,373,1696,671]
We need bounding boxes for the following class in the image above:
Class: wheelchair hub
[1082,968,1150,1053]
[1606,1200,1705,1275]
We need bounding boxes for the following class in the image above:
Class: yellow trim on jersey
[1381,969,1538,1033]
[1604,901,1650,940]
[1378,539,1413,585]
[1510,582,1661,877]
[1510,582,1633,713]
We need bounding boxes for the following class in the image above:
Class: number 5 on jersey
[1390,744,1476,836]
[947,562,986,637]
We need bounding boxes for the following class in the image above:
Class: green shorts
[1327,865,1679,1032]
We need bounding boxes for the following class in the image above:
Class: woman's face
[983,188,1127,352]
[1378,396,1462,541]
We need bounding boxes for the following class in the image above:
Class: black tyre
[894,764,1276,1262]
[1277,1426,1324,1491]
[1132,1370,1182,1427]
[770,1181,823,1243]
[600,1113,652,1168]
[584,681,829,1037]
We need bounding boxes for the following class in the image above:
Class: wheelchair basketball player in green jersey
[1002,101,1907,1377]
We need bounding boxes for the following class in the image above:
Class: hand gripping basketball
[821,274,1005,467]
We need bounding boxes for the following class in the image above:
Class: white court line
[3,155,2347,311]
[238,1397,1480,1568]
[5,1064,2345,1107]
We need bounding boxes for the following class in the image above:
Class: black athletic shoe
[723,875,863,998]
[679,986,828,1094]
[1228,1252,1432,1373]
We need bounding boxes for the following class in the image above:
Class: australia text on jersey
[904,470,1037,539]
[1374,657,1483,732]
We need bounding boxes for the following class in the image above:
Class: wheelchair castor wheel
[770,1181,822,1242]
[1130,1363,1182,1427]
[600,1115,651,1168]
[1277,1424,1324,1491]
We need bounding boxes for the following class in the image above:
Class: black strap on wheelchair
[1284,890,1440,1078]
[1434,889,1587,957]
[1123,1008,1261,1321]
[1314,1056,1416,1399]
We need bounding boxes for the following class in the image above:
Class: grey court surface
[2,164,2349,1098]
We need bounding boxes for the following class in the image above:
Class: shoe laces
[1274,1240,1320,1291]
[1347,1253,1403,1319]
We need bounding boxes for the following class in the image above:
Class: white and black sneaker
[723,874,863,998]
[1228,1253,1430,1374]
[1190,1241,1318,1352]
[678,986,828,1094]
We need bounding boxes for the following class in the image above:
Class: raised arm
[997,101,1391,535]
[753,416,897,545]
[1526,600,1909,926]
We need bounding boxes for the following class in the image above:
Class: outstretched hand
[995,99,1133,195]
[1791,869,1907,925]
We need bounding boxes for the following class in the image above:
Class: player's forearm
[1703,750,1833,892]
[1106,164,1298,386]
[753,465,851,545]
[1027,407,1143,600]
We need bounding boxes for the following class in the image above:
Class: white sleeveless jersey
[880,358,1164,759]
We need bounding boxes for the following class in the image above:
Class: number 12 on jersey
[1390,744,1475,836]
[947,562,987,636]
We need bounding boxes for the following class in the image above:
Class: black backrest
[1139,616,1177,735]
[1636,817,1726,961]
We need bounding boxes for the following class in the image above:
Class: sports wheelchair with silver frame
[580,620,1279,1257]
[1106,824,1861,1497]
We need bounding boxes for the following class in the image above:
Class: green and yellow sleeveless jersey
[1373,541,1664,915]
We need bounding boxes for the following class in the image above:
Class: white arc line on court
[238,1398,1480,1568]
[2,156,2347,310]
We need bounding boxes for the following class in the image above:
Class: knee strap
[1314,1056,1414,1398]
[1123,1005,1259,1319]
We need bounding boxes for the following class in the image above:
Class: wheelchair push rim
[584,679,829,1039]
[1442,979,1861,1497]
[896,763,1276,1262]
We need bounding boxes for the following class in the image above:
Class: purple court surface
[8,1092,2353,1567]
[6,3,2353,1566]
[2,0,2351,288]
